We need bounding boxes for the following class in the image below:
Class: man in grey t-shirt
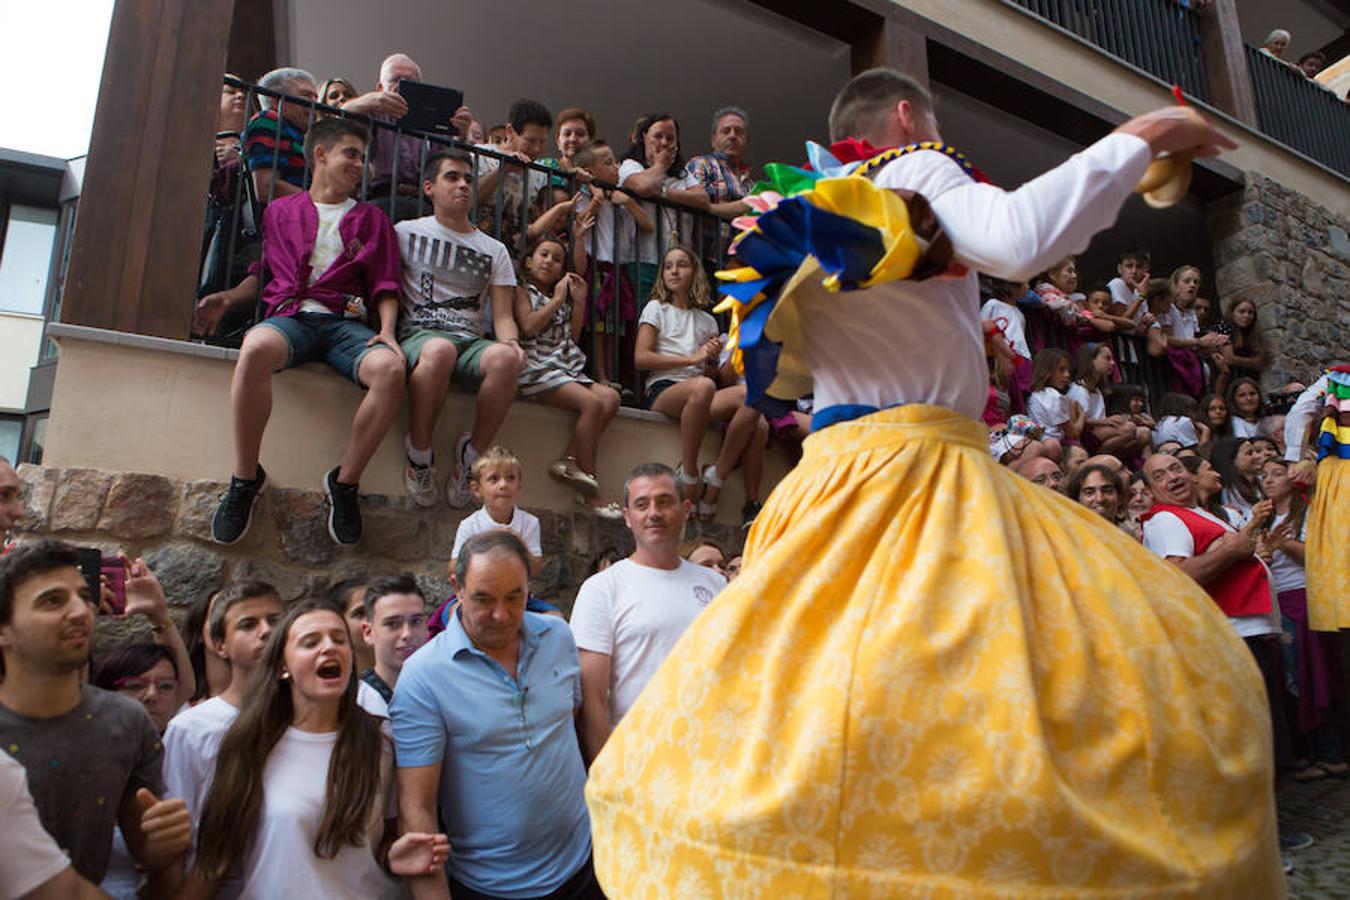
[0,541,191,884]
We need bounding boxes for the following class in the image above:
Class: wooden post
[60,0,235,339]
[226,0,277,82]
[1194,0,1257,126]
[852,15,929,86]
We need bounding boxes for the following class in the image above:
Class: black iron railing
[1024,307,1173,408]
[199,77,731,401]
[1246,47,1350,178]
[1007,0,1209,102]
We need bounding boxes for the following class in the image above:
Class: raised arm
[1284,375,1328,463]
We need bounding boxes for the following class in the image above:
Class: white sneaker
[446,434,475,509]
[404,458,438,508]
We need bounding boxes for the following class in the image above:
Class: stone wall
[1209,172,1350,389]
[15,463,746,652]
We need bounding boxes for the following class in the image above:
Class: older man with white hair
[243,66,317,203]
[345,53,474,219]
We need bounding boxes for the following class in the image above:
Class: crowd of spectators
[1,47,1345,897]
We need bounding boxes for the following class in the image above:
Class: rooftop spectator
[318,76,358,109]
[344,53,473,219]
[474,97,554,251]
[396,150,524,509]
[0,541,192,888]
[685,105,754,220]
[571,462,724,762]
[392,532,598,898]
[464,117,487,144]
[537,106,597,185]
[514,238,624,516]
[0,748,110,898]
[183,599,449,896]
[1260,29,1292,62]
[207,117,406,547]
[1297,52,1327,79]
[244,66,318,203]
[620,112,710,302]
[355,574,429,718]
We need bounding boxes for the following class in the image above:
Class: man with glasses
[392,531,597,899]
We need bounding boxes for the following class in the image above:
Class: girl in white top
[1026,348,1083,443]
[636,246,767,522]
[1212,436,1269,528]
[1069,342,1150,458]
[1228,376,1264,438]
[180,600,448,899]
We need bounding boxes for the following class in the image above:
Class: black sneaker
[211,466,267,545]
[740,500,763,530]
[324,466,362,545]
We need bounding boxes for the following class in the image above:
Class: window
[0,205,59,315]
[0,417,20,465]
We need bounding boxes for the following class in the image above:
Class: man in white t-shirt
[397,150,526,510]
[571,463,726,762]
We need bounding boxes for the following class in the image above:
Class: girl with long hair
[1222,298,1267,386]
[1210,437,1271,527]
[181,600,448,898]
[1026,348,1083,442]
[636,245,766,526]
[1228,376,1265,438]
[1068,342,1150,458]
[1181,455,1235,527]
[1199,392,1231,443]
[1161,265,1225,396]
[1262,458,1347,780]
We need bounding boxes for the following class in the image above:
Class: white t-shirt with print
[299,197,357,314]
[238,728,399,900]
[617,159,699,264]
[637,300,719,390]
[451,505,543,559]
[570,558,726,724]
[1027,387,1072,440]
[1141,506,1278,638]
[395,216,516,342]
[1067,383,1105,421]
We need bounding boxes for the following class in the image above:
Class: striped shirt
[244,110,307,191]
[519,283,592,396]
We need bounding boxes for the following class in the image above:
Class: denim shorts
[645,378,678,409]
[255,312,391,385]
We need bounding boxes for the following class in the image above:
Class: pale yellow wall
[45,334,790,522]
[0,312,43,410]
[894,0,1350,218]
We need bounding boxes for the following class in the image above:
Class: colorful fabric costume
[584,135,1281,896]
[1286,366,1350,631]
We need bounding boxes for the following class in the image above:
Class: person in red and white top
[0,456,22,554]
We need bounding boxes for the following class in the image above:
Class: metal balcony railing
[1246,47,1350,178]
[1007,0,1209,102]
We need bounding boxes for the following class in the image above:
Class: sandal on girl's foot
[575,494,624,521]
[698,464,725,521]
[1292,763,1331,783]
[548,456,599,497]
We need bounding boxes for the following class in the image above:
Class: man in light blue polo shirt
[391,531,598,900]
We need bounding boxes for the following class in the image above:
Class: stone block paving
[1280,776,1350,897]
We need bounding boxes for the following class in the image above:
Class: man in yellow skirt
[1285,366,1350,633]
[584,69,1283,897]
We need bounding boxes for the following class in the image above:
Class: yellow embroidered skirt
[1307,458,1349,631]
[586,405,1280,897]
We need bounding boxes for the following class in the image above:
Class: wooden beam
[61,0,235,339]
[851,16,929,86]
[1194,0,1258,127]
[226,0,276,82]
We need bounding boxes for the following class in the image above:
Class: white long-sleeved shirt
[792,133,1151,417]
[1283,374,1327,461]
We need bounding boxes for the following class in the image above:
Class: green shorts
[400,329,496,389]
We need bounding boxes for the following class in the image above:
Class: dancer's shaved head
[828,68,935,144]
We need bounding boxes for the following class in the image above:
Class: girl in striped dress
[513,238,622,517]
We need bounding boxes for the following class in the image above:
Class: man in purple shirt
[206,117,406,547]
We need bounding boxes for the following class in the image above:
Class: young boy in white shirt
[451,446,543,576]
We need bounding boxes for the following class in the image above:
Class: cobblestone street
[1281,776,1350,897]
